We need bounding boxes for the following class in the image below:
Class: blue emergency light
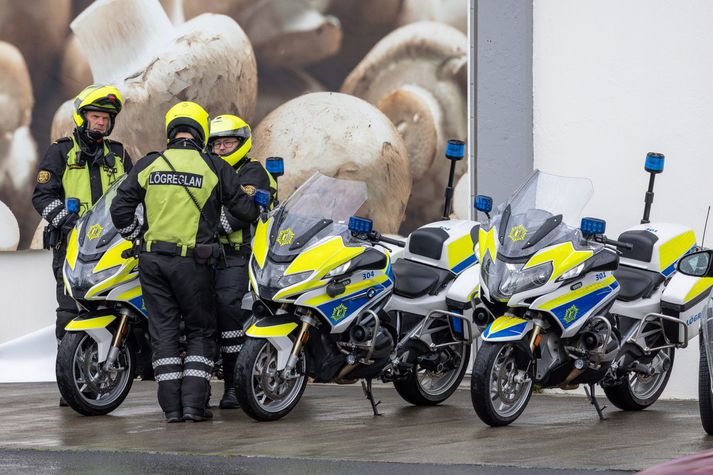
[580,217,606,236]
[65,198,81,215]
[475,195,493,214]
[254,189,270,208]
[445,139,465,161]
[645,152,665,174]
[266,156,284,177]
[348,216,373,235]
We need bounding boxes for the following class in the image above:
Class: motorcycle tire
[234,337,308,422]
[56,332,135,416]
[394,344,471,406]
[471,341,534,427]
[699,338,713,434]
[604,347,675,411]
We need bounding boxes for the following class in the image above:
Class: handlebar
[591,235,634,251]
[374,233,407,248]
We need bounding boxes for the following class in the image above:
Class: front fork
[103,309,130,371]
[282,313,317,375]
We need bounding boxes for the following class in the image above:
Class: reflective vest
[137,148,219,249]
[220,159,277,248]
[61,135,125,216]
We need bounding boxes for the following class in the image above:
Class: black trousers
[52,243,79,340]
[215,255,250,386]
[138,253,217,413]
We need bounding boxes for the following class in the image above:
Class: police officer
[208,114,275,409]
[32,84,131,345]
[110,102,260,423]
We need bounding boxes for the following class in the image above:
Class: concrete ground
[0,381,711,474]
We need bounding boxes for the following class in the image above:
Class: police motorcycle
[236,141,480,421]
[675,251,713,434]
[55,177,149,415]
[471,153,701,426]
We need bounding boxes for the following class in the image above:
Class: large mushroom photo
[0,0,470,250]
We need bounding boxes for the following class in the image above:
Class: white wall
[534,0,713,399]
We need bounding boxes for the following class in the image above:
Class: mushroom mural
[342,22,468,233]
[0,41,39,248]
[251,92,412,233]
[0,200,20,251]
[51,0,258,160]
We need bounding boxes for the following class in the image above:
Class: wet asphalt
[0,381,710,474]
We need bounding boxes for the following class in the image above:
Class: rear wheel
[471,341,534,426]
[56,332,135,416]
[235,338,308,421]
[604,347,674,410]
[394,343,471,406]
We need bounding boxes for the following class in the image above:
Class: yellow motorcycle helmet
[72,84,123,136]
[208,114,252,167]
[165,101,210,147]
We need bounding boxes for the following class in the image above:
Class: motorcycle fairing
[482,316,533,341]
[533,273,620,336]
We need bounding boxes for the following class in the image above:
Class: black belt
[142,240,195,257]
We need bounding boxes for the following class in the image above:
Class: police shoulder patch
[37,170,51,184]
[241,184,257,196]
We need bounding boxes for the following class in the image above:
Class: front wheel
[699,337,713,434]
[604,347,675,410]
[235,337,308,421]
[394,343,471,406]
[56,332,135,416]
[471,341,534,426]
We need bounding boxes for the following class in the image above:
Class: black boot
[219,353,240,409]
[183,406,213,422]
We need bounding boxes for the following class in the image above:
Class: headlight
[498,262,553,298]
[277,271,312,288]
[556,263,585,282]
[326,260,352,278]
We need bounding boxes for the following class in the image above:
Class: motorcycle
[470,153,701,426]
[236,159,480,421]
[56,177,150,415]
[674,250,713,434]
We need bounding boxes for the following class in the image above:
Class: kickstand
[361,378,382,416]
[583,383,607,421]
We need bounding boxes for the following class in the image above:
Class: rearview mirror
[677,250,712,277]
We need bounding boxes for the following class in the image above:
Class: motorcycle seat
[392,258,454,298]
[408,227,449,260]
[613,264,665,302]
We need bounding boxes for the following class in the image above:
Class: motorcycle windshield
[483,170,597,300]
[75,176,143,261]
[489,170,594,259]
[268,173,368,260]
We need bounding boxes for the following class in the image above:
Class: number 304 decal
[362,271,375,280]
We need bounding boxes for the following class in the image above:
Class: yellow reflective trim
[94,240,133,272]
[524,242,593,281]
[246,322,298,337]
[489,315,527,333]
[659,230,696,273]
[684,277,713,303]
[448,233,475,270]
[114,284,142,302]
[538,275,616,310]
[273,279,327,301]
[253,218,269,268]
[65,315,116,331]
[468,285,480,301]
[285,236,364,275]
[303,273,390,307]
[479,228,496,262]
[66,228,79,270]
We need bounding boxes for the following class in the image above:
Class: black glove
[61,213,79,233]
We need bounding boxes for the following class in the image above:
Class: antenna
[702,206,711,249]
